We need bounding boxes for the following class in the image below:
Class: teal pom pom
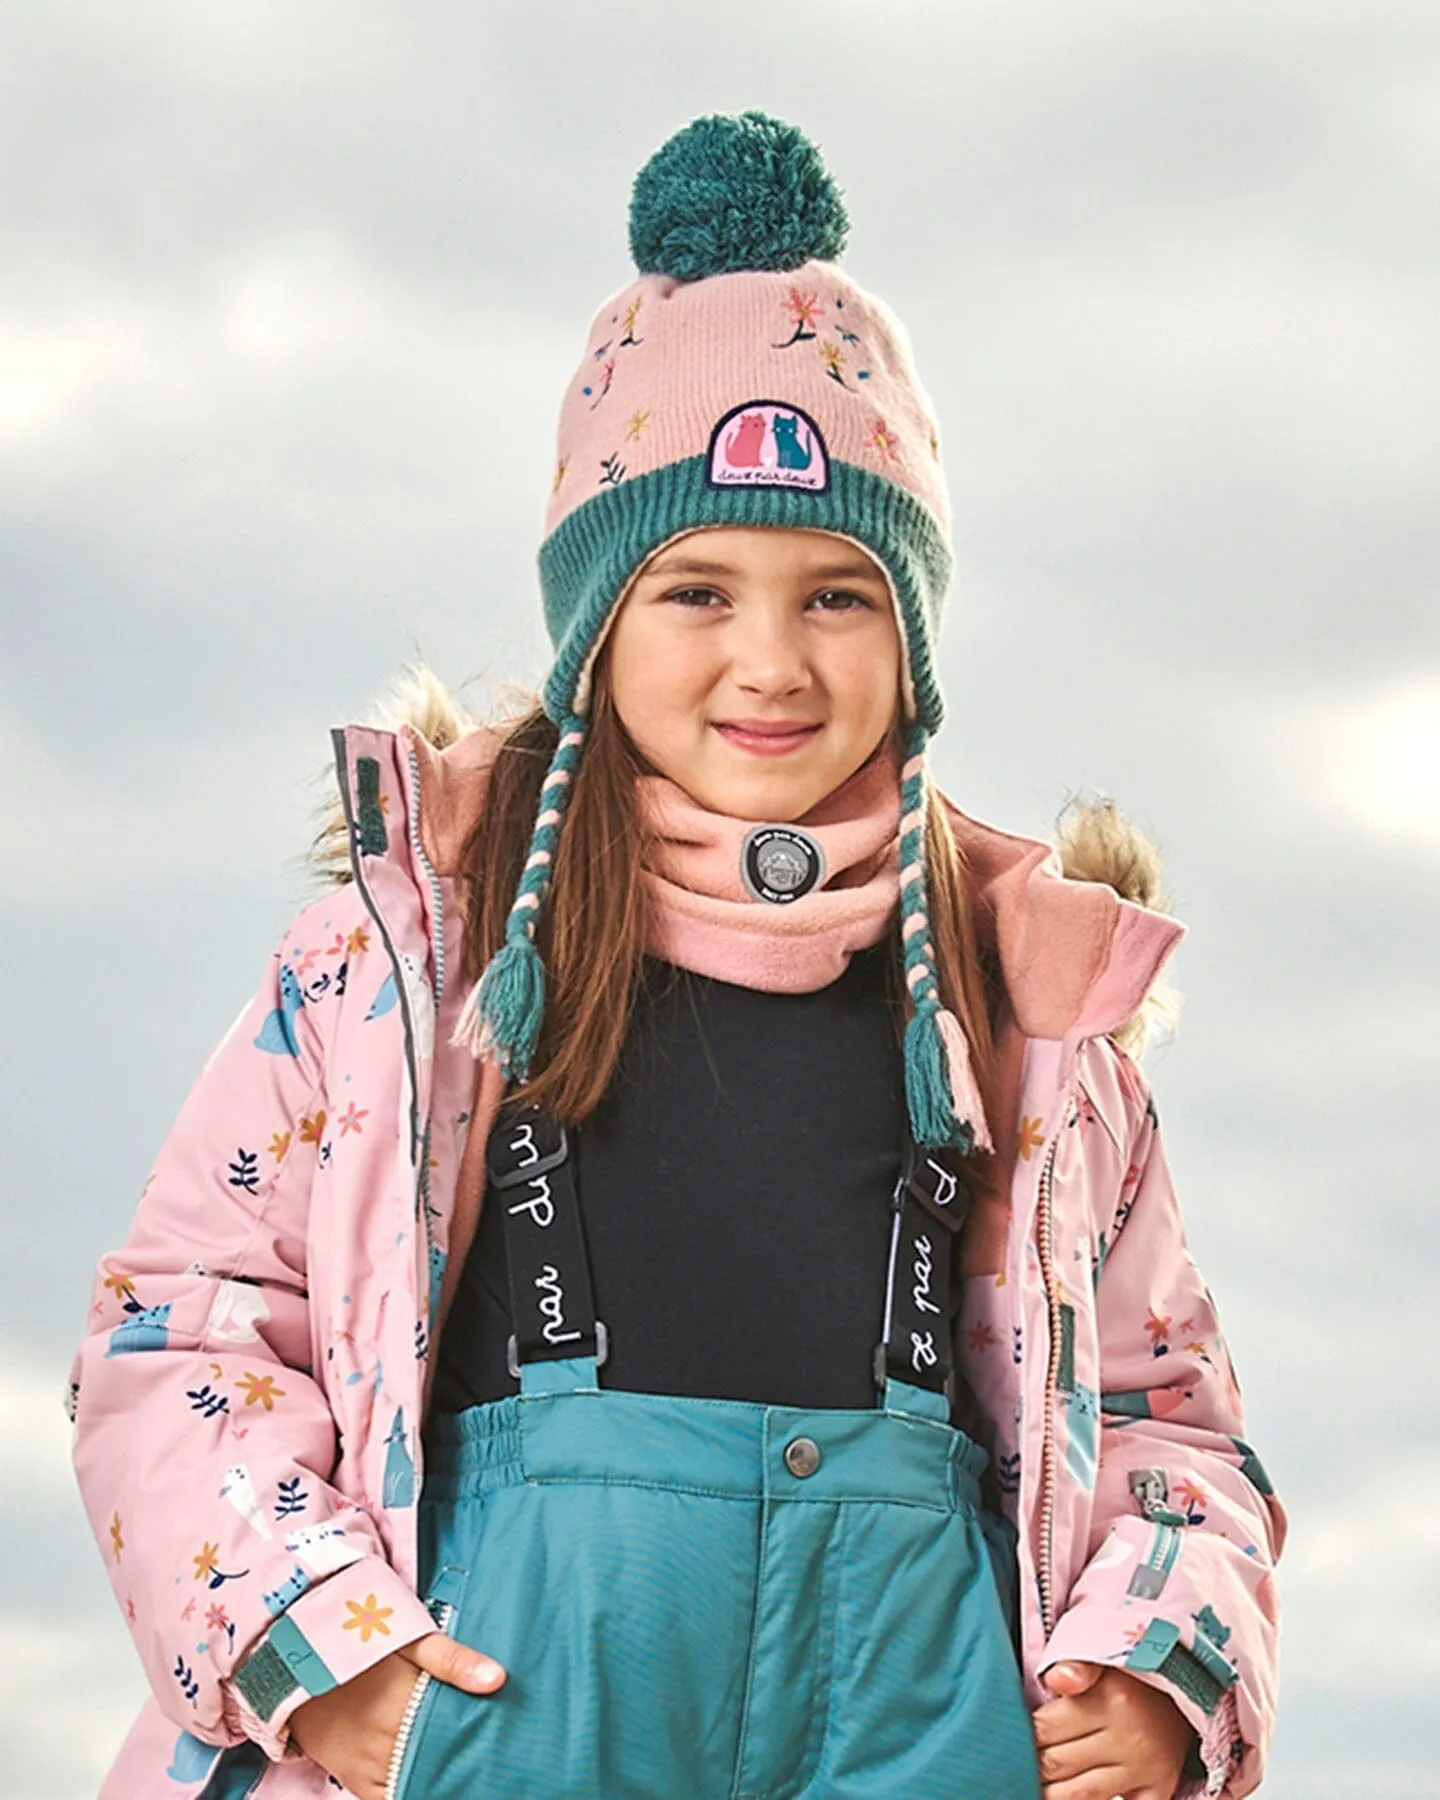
[629,110,850,281]
[904,1009,976,1156]
[474,935,547,1083]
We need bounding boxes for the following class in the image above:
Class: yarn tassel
[904,1006,978,1156]
[454,936,547,1081]
[935,1007,994,1155]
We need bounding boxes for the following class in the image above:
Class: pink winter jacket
[71,717,1284,1799]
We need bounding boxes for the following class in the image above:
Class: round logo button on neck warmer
[741,824,827,904]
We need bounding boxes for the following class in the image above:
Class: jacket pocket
[382,1563,471,1800]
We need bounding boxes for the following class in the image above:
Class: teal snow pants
[387,1355,1042,1800]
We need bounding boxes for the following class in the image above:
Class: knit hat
[453,109,987,1155]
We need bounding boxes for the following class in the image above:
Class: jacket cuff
[222,1554,436,1760]
[1041,1611,1246,1798]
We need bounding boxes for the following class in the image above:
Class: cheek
[827,634,901,734]
[607,616,715,748]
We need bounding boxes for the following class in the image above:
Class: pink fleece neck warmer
[637,748,902,993]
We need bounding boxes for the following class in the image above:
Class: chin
[704,774,833,823]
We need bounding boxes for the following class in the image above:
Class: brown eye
[810,589,872,611]
[667,587,725,608]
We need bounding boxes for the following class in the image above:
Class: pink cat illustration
[723,411,768,467]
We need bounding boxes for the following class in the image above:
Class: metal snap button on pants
[391,1360,1042,1800]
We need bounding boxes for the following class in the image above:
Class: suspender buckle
[900,1138,971,1235]
[487,1105,569,1190]
[507,1318,609,1380]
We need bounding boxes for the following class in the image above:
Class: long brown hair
[457,668,1001,1160]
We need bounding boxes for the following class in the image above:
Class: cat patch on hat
[706,401,831,493]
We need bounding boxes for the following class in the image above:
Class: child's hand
[289,1629,506,1800]
[1032,1659,1194,1800]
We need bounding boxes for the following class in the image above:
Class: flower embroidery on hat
[772,287,872,390]
[866,417,901,462]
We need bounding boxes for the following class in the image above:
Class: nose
[729,608,811,699]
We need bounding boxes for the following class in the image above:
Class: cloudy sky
[3,3,1436,1794]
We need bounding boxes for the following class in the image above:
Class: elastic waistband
[423,1385,986,1514]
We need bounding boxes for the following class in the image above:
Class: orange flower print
[235,1372,285,1411]
[619,295,645,345]
[299,1110,327,1146]
[865,418,900,461]
[1017,1116,1046,1161]
[968,1322,999,1352]
[104,1272,136,1303]
[126,1594,136,1623]
[268,1131,291,1163]
[343,1593,394,1644]
[109,1512,124,1561]
[552,455,570,494]
[783,288,822,329]
[193,1542,220,1583]
[346,925,371,956]
[338,1104,368,1137]
[624,410,651,441]
[1184,1339,1209,1357]
[1174,1477,1208,1513]
[819,340,846,378]
[1143,1308,1171,1352]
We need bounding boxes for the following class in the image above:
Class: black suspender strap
[485,1103,967,1400]
[875,1133,973,1401]
[486,1102,608,1376]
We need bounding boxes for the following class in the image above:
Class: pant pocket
[382,1562,472,1800]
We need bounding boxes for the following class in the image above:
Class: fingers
[1038,1766,1129,1800]
[1035,1729,1112,1787]
[1042,1659,1105,1698]
[1032,1696,1103,1749]
[399,1630,507,1693]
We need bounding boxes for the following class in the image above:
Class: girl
[72,112,1282,1800]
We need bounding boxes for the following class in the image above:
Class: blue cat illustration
[262,1563,311,1617]
[1063,1382,1099,1489]
[106,1302,172,1356]
[366,971,398,1021]
[166,1731,221,1782]
[772,412,814,470]
[428,1244,447,1323]
[253,965,305,1057]
[383,1406,416,1508]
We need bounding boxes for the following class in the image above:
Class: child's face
[604,526,902,821]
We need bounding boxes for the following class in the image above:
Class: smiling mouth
[712,721,823,757]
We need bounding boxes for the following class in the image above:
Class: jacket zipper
[403,740,445,1330]
[331,729,423,1165]
[404,741,447,1007]
[382,1600,457,1800]
[1034,1129,1062,1639]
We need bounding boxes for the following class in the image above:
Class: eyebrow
[644,556,885,582]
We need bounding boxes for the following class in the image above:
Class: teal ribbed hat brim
[538,454,951,734]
